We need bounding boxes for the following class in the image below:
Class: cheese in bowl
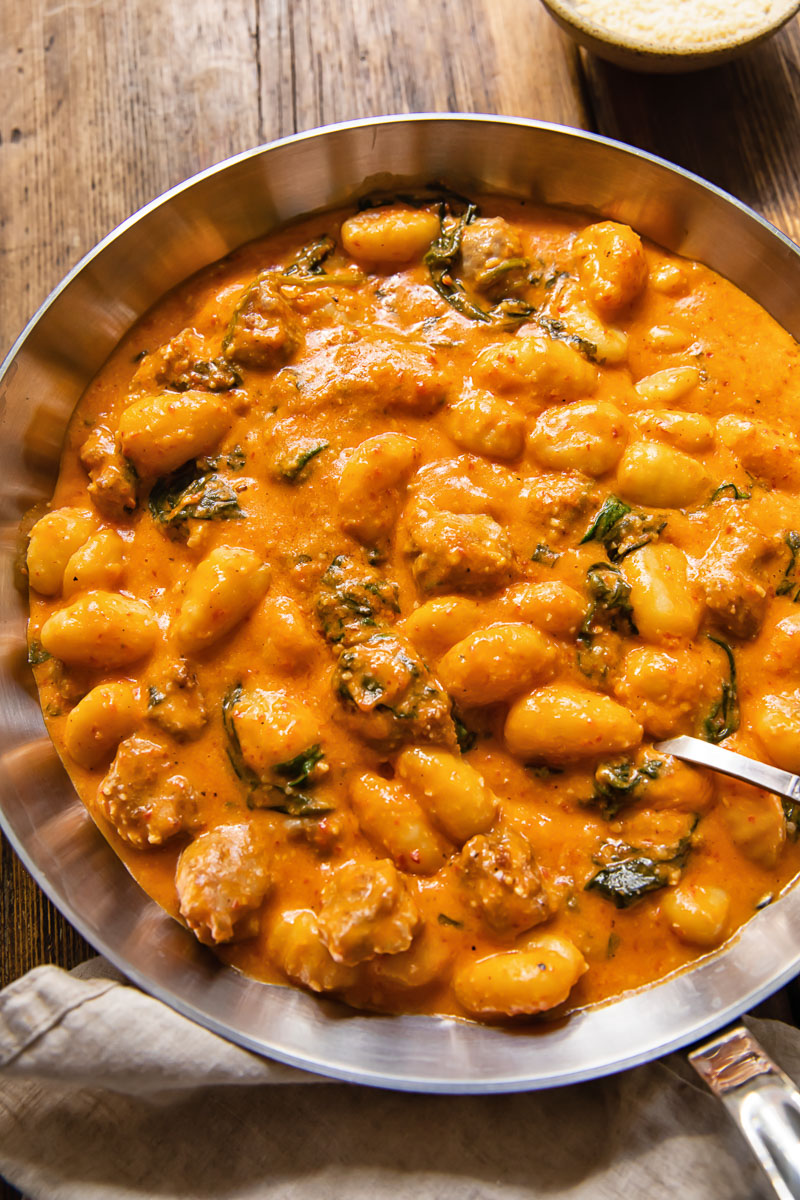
[25,194,800,1022]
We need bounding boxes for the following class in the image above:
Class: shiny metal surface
[3,115,800,1093]
[656,736,800,806]
[690,1026,800,1200]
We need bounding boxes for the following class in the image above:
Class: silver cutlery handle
[690,1025,800,1200]
[654,735,800,803]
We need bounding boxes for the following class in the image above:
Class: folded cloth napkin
[0,958,794,1200]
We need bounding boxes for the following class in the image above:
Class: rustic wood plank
[580,20,800,242]
[0,0,262,357]
[257,0,589,139]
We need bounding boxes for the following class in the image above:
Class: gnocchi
[27,191,800,1029]
[173,546,271,654]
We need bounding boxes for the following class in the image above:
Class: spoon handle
[654,735,800,804]
[690,1025,800,1200]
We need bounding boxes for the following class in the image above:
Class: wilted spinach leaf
[149,462,243,538]
[587,856,670,908]
[222,684,332,817]
[702,635,739,744]
[776,531,800,600]
[580,495,665,562]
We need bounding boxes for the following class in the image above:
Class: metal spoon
[654,735,800,806]
[655,734,800,1198]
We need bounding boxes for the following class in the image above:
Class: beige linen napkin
[0,957,791,1199]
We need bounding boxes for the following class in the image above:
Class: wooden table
[2,1,800,1190]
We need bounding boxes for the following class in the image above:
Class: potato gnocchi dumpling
[27,193,800,1024]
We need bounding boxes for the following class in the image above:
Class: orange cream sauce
[27,195,800,1022]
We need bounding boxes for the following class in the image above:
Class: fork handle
[690,1024,800,1200]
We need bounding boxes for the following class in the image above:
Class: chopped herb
[531,542,560,567]
[281,235,364,287]
[580,562,637,637]
[149,462,243,538]
[27,641,51,666]
[537,315,598,363]
[606,932,621,958]
[316,555,400,644]
[438,913,464,928]
[254,791,334,817]
[586,856,672,909]
[702,635,739,744]
[709,482,751,504]
[278,440,328,482]
[776,531,800,600]
[586,822,695,908]
[222,684,332,816]
[198,445,246,472]
[147,685,167,708]
[528,763,564,779]
[454,714,477,754]
[543,268,571,290]
[590,756,665,819]
[284,235,336,275]
[424,202,533,326]
[272,744,324,789]
[580,495,665,562]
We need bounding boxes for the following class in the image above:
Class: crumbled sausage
[460,217,527,295]
[132,327,240,393]
[697,521,778,639]
[317,858,422,965]
[406,511,516,594]
[79,426,138,518]
[146,660,208,741]
[176,824,271,944]
[224,277,303,369]
[333,632,456,751]
[457,825,551,936]
[97,735,197,848]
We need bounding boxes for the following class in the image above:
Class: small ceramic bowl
[539,0,800,72]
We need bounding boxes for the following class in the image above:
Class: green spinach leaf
[591,756,665,819]
[776,531,800,600]
[531,542,560,567]
[580,495,665,562]
[221,684,332,817]
[709,481,752,504]
[424,202,534,326]
[27,641,51,666]
[702,635,739,744]
[278,440,328,482]
[149,462,243,538]
[537,315,598,363]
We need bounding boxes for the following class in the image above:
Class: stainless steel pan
[3,114,800,1096]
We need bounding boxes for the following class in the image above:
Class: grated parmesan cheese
[572,0,797,49]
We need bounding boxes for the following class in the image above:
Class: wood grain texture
[582,20,800,242]
[2,5,800,1192]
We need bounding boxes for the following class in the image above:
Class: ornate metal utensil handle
[690,1025,800,1200]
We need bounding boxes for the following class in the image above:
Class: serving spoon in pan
[655,735,800,1199]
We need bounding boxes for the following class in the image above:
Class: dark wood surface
[2,3,800,1193]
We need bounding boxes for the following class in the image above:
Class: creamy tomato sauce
[25,194,800,1022]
